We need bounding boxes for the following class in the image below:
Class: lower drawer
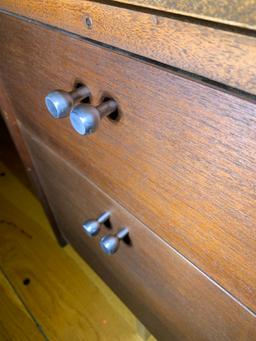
[21,126,256,341]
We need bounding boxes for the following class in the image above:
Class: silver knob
[45,86,90,118]
[82,211,110,237]
[100,227,129,255]
[70,99,117,135]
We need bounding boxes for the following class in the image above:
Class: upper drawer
[21,126,256,341]
[1,13,256,313]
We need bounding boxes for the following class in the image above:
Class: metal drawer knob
[82,211,110,237]
[70,99,117,135]
[100,227,129,255]
[45,86,90,118]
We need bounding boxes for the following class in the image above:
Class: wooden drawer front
[21,126,256,341]
[1,13,256,313]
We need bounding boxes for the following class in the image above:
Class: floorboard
[0,269,46,340]
[0,158,154,340]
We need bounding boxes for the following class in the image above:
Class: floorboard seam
[0,266,50,341]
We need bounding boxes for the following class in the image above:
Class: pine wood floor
[0,121,155,340]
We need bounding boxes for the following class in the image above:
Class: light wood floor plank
[0,269,46,341]
[0,196,144,340]
[0,161,154,340]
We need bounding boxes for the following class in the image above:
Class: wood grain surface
[1,4,256,95]
[0,78,67,246]
[114,0,256,30]
[0,132,154,340]
[0,270,46,340]
[0,161,149,341]
[1,13,256,314]
[21,127,256,341]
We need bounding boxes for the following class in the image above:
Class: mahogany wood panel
[21,127,256,341]
[1,4,256,95]
[0,13,256,313]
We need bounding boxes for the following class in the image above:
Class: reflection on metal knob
[70,99,118,135]
[45,86,90,118]
[82,211,111,237]
[100,227,129,255]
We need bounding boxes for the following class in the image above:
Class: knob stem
[116,227,129,240]
[97,211,111,224]
[70,86,90,101]
[97,100,118,118]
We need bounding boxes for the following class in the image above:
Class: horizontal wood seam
[107,0,256,30]
[99,0,256,35]
[1,8,256,104]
